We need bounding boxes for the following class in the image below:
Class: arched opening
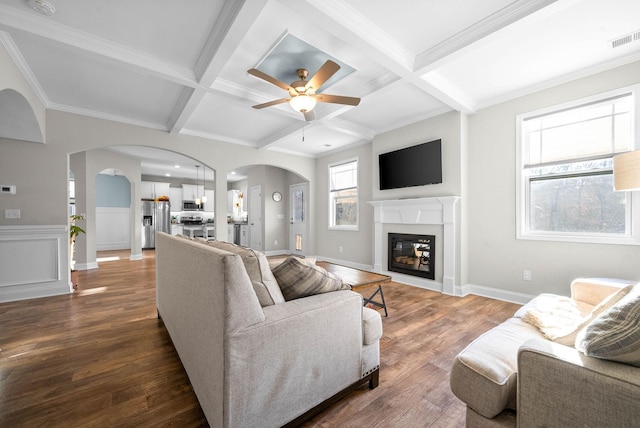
[70,146,217,270]
[0,88,44,143]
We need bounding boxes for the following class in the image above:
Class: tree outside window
[329,159,358,230]
[517,87,638,244]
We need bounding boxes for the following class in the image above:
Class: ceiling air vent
[611,29,640,49]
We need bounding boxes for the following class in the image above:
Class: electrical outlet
[523,270,532,281]
[339,246,343,253]
[5,209,20,219]
[274,240,278,245]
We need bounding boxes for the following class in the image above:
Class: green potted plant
[69,214,85,289]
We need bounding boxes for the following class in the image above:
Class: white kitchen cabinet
[239,224,248,247]
[142,181,170,199]
[171,224,183,236]
[182,184,204,201]
[169,187,182,208]
[227,224,235,243]
[204,190,214,212]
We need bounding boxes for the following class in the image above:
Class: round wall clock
[272,191,282,202]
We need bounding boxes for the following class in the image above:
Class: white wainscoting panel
[96,207,131,250]
[0,225,70,302]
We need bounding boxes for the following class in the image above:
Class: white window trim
[516,84,640,245]
[328,157,359,231]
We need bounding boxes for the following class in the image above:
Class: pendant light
[195,165,201,206]
[201,165,207,203]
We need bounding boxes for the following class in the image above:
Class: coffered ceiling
[2,0,640,165]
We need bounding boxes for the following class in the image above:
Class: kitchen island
[182,223,215,239]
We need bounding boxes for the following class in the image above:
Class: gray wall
[466,60,640,297]
[314,143,373,266]
[246,165,306,254]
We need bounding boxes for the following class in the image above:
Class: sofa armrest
[570,277,635,306]
[517,339,640,427]
[224,290,370,428]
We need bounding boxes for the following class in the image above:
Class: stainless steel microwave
[182,200,203,211]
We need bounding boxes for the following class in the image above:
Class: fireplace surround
[369,197,460,295]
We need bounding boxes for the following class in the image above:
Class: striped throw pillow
[272,256,350,301]
[576,283,640,367]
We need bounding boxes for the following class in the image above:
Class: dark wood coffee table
[317,261,390,317]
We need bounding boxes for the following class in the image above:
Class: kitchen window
[329,158,358,230]
[516,86,640,244]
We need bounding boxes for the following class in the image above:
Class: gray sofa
[155,232,382,427]
[450,278,640,427]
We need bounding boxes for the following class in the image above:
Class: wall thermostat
[1,185,16,194]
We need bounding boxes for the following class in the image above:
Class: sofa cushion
[272,256,350,300]
[576,284,640,367]
[362,307,382,345]
[450,318,543,419]
[201,239,285,306]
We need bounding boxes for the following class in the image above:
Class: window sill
[329,226,359,232]
[517,231,640,246]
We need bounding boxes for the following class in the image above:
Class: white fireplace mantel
[368,196,460,295]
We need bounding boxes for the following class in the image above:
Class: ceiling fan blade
[303,110,316,121]
[252,98,290,109]
[247,68,292,92]
[306,60,340,91]
[316,94,360,106]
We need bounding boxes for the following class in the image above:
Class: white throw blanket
[522,295,585,340]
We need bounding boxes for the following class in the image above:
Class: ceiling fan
[248,60,360,121]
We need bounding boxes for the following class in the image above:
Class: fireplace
[388,233,435,280]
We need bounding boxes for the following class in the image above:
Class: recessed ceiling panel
[346,0,514,55]
[183,91,296,144]
[434,0,640,107]
[255,33,355,91]
[339,80,449,133]
[1,0,224,68]
[12,30,185,126]
[273,123,365,157]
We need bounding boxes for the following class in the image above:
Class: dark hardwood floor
[0,249,520,427]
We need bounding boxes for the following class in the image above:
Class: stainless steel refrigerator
[141,199,171,249]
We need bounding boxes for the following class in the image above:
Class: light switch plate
[5,209,20,219]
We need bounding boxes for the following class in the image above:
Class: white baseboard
[313,255,373,272]
[456,283,534,305]
[263,249,290,257]
[96,243,130,251]
[74,262,99,271]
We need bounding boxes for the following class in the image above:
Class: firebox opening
[388,233,435,280]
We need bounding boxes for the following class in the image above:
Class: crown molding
[0,31,50,107]
[414,0,559,72]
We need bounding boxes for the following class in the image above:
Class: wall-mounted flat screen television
[379,139,442,190]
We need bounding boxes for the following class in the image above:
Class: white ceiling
[2,0,640,178]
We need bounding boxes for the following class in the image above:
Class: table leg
[363,284,388,317]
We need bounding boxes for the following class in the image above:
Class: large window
[329,159,358,230]
[516,86,639,244]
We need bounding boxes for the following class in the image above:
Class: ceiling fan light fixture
[289,94,316,113]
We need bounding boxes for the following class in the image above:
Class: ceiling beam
[283,0,561,115]
[168,0,270,134]
[413,0,559,73]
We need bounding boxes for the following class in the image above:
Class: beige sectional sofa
[155,232,382,427]
[450,278,640,427]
